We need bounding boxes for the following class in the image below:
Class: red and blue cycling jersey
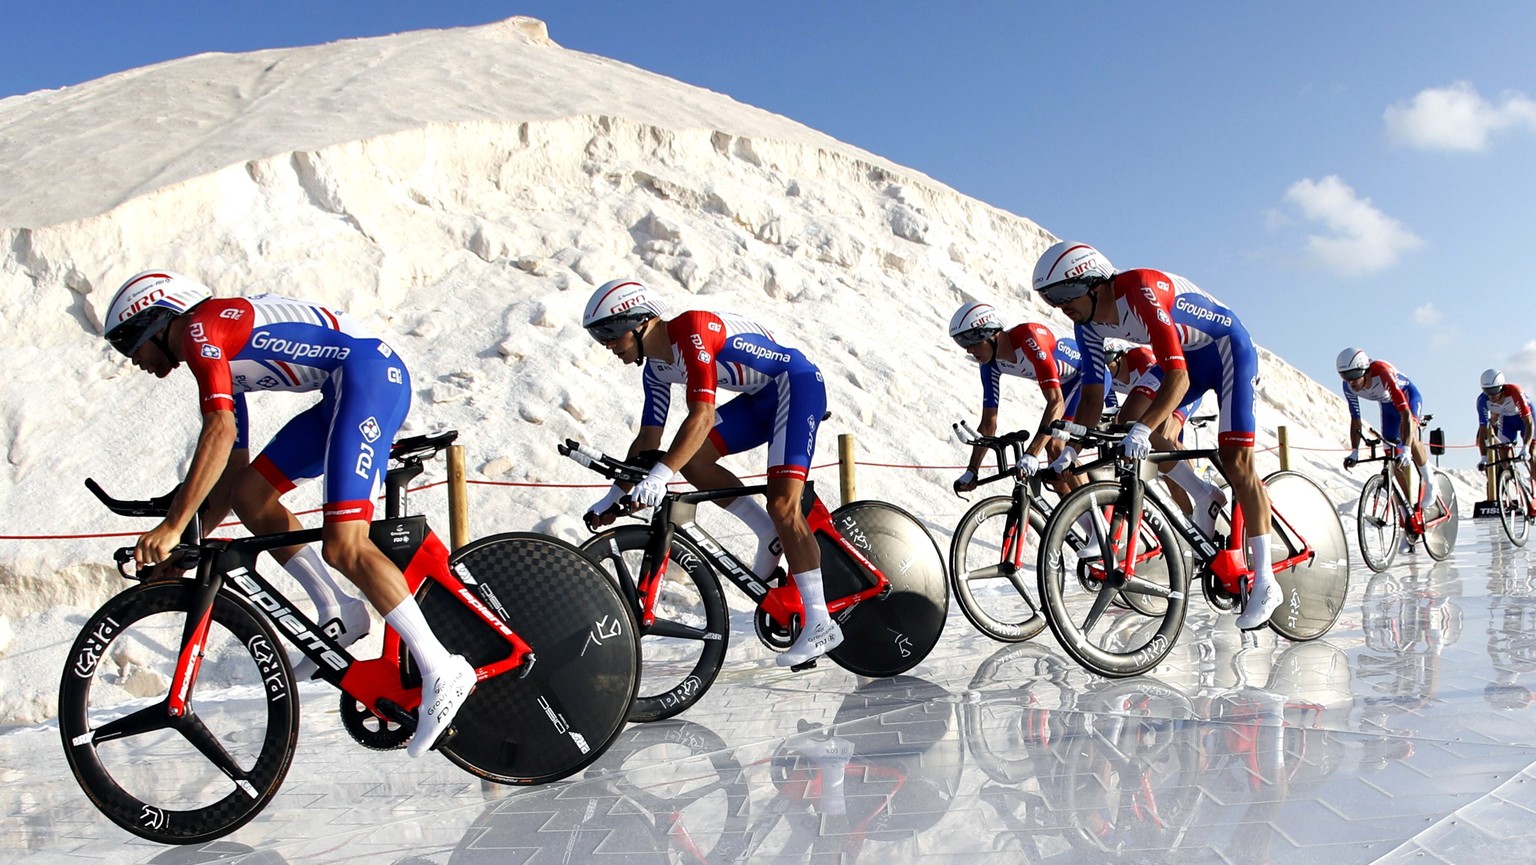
[179,294,411,522]
[1478,383,1534,444]
[1341,359,1422,443]
[639,310,824,481]
[1073,269,1258,447]
[978,323,1112,418]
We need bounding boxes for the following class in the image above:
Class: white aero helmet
[104,270,213,356]
[1482,368,1507,394]
[948,302,1003,347]
[1335,347,1370,380]
[583,279,666,343]
[1032,240,1115,305]
[1102,338,1136,366]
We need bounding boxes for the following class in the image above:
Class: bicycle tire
[419,532,639,784]
[579,525,729,722]
[822,500,948,678]
[1263,470,1350,640]
[1422,471,1459,561]
[1497,466,1530,547]
[58,580,299,844]
[948,495,1048,642]
[1355,473,1399,573]
[1037,480,1190,678]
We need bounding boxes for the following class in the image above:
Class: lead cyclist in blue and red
[581,278,841,668]
[102,270,473,758]
[1031,240,1278,630]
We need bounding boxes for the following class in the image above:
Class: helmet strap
[151,329,177,366]
[631,319,651,366]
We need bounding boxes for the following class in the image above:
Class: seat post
[384,459,425,520]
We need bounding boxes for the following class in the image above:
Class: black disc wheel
[1355,473,1400,573]
[418,533,640,784]
[821,501,948,677]
[948,495,1048,642]
[1263,471,1350,640]
[580,525,729,722]
[58,581,299,844]
[1037,481,1190,678]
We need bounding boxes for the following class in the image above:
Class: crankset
[339,693,411,750]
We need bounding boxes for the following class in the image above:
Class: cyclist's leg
[684,399,781,578]
[319,357,472,757]
[1199,334,1278,629]
[235,391,369,650]
[759,364,842,665]
[1402,385,1435,512]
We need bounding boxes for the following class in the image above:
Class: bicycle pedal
[375,698,417,731]
[790,658,819,672]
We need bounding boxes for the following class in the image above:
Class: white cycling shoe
[776,619,845,668]
[1235,573,1283,630]
[408,655,476,758]
[293,602,372,681]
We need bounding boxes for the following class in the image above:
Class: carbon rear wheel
[419,533,639,784]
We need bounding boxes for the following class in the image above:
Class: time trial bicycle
[1349,426,1459,570]
[60,431,640,845]
[1035,421,1350,678]
[1484,441,1535,546]
[560,439,948,722]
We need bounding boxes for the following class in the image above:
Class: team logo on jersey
[698,351,711,363]
[219,308,244,320]
[1156,309,1171,325]
[359,416,382,443]
[258,375,279,388]
[234,375,248,386]
[387,367,403,385]
[200,344,222,359]
[188,322,206,341]
[708,322,722,332]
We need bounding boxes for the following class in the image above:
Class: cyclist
[102,270,474,758]
[581,278,839,667]
[1337,348,1439,526]
[1031,240,1279,630]
[946,302,1113,493]
[1476,368,1536,501]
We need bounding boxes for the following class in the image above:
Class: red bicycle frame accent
[744,496,890,629]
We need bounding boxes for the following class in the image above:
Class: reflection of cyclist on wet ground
[1485,562,1536,711]
[1358,569,1461,726]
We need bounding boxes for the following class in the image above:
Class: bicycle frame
[627,482,890,631]
[1354,437,1451,536]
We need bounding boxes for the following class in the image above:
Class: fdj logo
[387,367,403,385]
[358,416,381,443]
[355,443,375,479]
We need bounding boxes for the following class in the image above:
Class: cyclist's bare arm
[1348,418,1365,452]
[1074,382,1107,431]
[137,409,237,567]
[965,406,1001,473]
[663,400,717,473]
[1137,366,1189,436]
[1026,386,1067,459]
[200,447,249,533]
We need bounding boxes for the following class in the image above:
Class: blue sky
[5,2,1535,465]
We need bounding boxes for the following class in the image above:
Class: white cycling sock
[793,567,829,623]
[385,597,452,675]
[724,497,782,577]
[1247,534,1274,585]
[1166,461,1221,502]
[282,545,352,619]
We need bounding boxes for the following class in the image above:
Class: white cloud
[1413,303,1441,326]
[1281,175,1422,276]
[1384,81,1536,151]
[1504,341,1536,387]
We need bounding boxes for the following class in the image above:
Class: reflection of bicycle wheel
[1497,466,1531,547]
[948,495,1048,642]
[1422,472,1459,561]
[421,533,639,784]
[822,501,948,678]
[1038,481,1190,678]
[1264,471,1349,640]
[963,643,1077,785]
[580,525,729,722]
[58,581,298,844]
[1355,473,1399,573]
[583,720,751,863]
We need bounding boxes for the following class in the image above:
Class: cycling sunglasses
[1484,385,1504,397]
[953,328,997,349]
[1340,368,1369,381]
[1037,278,1097,307]
[586,315,647,344]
